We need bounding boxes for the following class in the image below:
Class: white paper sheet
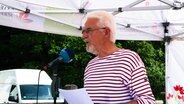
[59,88,94,104]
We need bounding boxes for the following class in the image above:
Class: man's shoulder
[121,48,138,55]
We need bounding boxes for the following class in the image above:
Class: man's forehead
[84,18,98,28]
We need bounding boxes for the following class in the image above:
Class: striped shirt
[84,49,155,104]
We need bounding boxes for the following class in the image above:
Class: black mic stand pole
[51,64,61,104]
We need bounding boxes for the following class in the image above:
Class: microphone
[48,48,74,67]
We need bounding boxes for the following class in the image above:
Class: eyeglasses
[82,27,106,34]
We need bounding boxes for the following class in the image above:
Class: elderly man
[82,10,155,104]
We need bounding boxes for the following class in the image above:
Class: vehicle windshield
[20,85,53,100]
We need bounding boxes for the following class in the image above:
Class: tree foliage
[0,26,165,100]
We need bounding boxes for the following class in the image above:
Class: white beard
[86,44,97,55]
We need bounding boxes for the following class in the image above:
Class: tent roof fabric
[1,0,184,41]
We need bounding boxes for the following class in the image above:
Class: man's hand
[126,100,138,104]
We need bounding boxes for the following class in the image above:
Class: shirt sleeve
[123,50,156,104]
[130,66,156,104]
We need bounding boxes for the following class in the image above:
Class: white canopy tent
[1,0,184,103]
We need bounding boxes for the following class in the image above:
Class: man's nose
[82,32,88,38]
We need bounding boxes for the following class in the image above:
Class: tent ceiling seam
[117,22,163,39]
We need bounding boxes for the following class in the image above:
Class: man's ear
[104,27,111,37]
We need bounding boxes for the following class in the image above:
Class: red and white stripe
[84,49,155,104]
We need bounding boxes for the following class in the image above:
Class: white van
[0,69,64,104]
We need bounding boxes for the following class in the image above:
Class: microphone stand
[51,64,60,104]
